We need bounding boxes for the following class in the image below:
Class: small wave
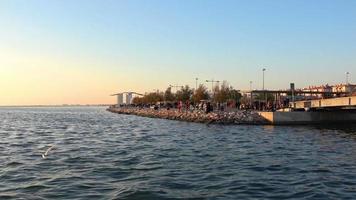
[131,165,163,171]
[22,184,50,191]
[5,161,23,167]
[0,193,16,200]
[115,190,166,200]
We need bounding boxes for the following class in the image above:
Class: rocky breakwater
[107,107,269,125]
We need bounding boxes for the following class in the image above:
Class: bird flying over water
[42,145,55,159]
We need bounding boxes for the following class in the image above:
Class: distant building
[332,84,356,94]
[124,93,133,104]
[117,94,124,105]
[111,92,143,106]
[301,84,332,98]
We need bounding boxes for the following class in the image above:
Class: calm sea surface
[1,107,356,199]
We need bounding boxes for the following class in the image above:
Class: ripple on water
[1,107,356,199]
[5,161,24,167]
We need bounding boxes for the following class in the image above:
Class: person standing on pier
[178,101,182,112]
[185,100,190,112]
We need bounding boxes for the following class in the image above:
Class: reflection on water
[313,123,356,134]
[1,107,356,199]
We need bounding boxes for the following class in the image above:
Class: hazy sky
[0,0,355,105]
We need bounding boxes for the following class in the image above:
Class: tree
[212,81,242,103]
[144,92,164,104]
[176,85,193,101]
[229,89,242,102]
[213,81,230,103]
[132,96,143,104]
[164,87,175,102]
[192,84,210,103]
[131,92,164,104]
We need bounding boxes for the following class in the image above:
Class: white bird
[42,145,55,159]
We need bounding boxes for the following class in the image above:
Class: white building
[112,92,143,106]
[117,94,124,105]
[332,84,356,94]
[124,93,133,104]
[301,85,332,98]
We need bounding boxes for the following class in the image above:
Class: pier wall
[293,96,356,109]
[259,111,356,125]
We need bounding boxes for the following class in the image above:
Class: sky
[0,0,355,105]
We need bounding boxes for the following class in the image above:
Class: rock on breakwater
[107,107,269,125]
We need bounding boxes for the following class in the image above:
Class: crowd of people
[117,97,292,114]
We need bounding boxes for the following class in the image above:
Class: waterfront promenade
[108,105,356,125]
[107,106,268,125]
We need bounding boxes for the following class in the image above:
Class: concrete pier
[259,110,356,125]
[292,96,356,109]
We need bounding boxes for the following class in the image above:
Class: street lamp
[262,68,266,90]
[262,68,267,106]
[249,81,253,91]
[346,72,350,85]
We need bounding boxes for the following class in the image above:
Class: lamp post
[346,72,350,85]
[262,68,267,108]
[249,81,253,91]
[262,68,266,90]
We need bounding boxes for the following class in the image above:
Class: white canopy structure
[111,92,143,105]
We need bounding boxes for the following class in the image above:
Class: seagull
[42,145,55,159]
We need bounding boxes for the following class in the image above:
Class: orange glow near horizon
[0,54,140,106]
